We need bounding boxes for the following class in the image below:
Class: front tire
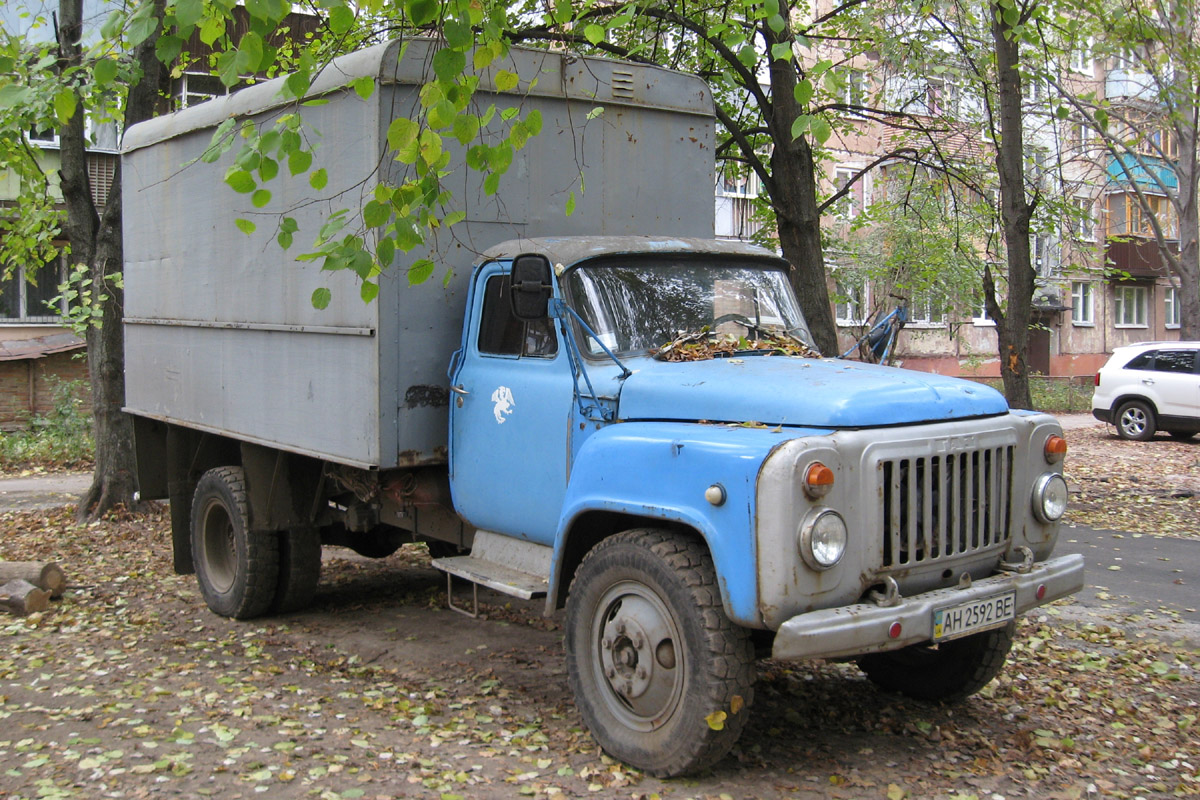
[1116,400,1156,441]
[191,467,279,619]
[857,621,1015,702]
[565,530,755,777]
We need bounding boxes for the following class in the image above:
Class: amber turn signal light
[1044,435,1067,464]
[803,462,835,499]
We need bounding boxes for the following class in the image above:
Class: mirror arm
[549,299,632,379]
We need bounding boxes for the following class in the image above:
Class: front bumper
[771,553,1085,661]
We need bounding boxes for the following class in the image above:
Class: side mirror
[510,253,554,320]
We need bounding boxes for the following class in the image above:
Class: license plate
[933,592,1016,641]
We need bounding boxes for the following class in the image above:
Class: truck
[122,39,1085,777]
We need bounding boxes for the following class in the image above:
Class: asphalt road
[1056,523,1199,629]
[0,471,90,510]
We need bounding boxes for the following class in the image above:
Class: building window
[1165,286,1181,328]
[27,125,58,147]
[0,255,67,323]
[833,167,864,219]
[1071,281,1094,325]
[972,297,995,326]
[909,292,945,326]
[718,165,759,198]
[841,69,866,106]
[1031,234,1056,277]
[1110,193,1177,239]
[835,278,867,325]
[1068,39,1093,74]
[1068,197,1094,241]
[174,71,238,109]
[1113,284,1148,328]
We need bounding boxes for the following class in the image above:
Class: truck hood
[616,356,1008,428]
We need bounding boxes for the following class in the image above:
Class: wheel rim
[200,499,237,593]
[590,580,685,732]
[1120,407,1147,436]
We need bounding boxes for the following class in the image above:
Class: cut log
[0,562,66,598]
[0,579,51,616]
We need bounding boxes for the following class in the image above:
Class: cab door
[448,261,572,545]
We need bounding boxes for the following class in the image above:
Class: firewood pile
[0,561,66,616]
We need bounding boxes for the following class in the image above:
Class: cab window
[477,274,557,357]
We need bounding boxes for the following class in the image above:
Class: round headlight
[1032,473,1068,523]
[799,509,848,570]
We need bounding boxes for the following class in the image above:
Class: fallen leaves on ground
[0,507,1196,799]
[1063,423,1200,540]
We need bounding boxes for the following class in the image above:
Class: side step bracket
[431,531,551,618]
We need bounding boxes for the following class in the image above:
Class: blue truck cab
[433,236,1084,776]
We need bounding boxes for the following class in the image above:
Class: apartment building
[715,36,1189,378]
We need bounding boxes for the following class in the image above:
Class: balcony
[1106,67,1158,102]
[1105,237,1176,280]
[1107,154,1177,192]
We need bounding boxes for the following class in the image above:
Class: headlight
[1032,473,1068,523]
[798,508,847,570]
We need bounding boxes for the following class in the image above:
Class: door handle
[1141,378,1155,385]
[450,385,470,396]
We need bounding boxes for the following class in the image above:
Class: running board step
[431,531,551,616]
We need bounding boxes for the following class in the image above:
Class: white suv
[1091,342,1200,441]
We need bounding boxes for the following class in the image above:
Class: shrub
[0,378,94,471]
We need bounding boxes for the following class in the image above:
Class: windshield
[562,257,816,357]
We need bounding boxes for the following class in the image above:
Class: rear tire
[273,526,321,613]
[1115,400,1156,441]
[565,530,755,777]
[857,621,1015,702]
[191,467,279,620]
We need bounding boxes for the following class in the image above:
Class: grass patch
[0,378,94,472]
[975,376,1094,413]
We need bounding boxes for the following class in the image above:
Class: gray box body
[123,39,715,469]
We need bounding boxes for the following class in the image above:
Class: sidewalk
[0,471,90,511]
[1056,411,1102,431]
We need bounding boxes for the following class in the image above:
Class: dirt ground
[0,424,1197,800]
[1063,419,1200,541]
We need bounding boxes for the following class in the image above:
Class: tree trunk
[763,26,839,356]
[1174,90,1200,340]
[58,0,165,520]
[988,2,1035,410]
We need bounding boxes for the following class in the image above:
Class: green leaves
[93,59,119,88]
[494,70,519,92]
[175,0,204,28]
[407,258,435,285]
[225,169,257,194]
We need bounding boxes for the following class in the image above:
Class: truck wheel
[565,530,755,777]
[272,527,321,614]
[191,467,279,619]
[857,621,1015,702]
[1116,400,1156,441]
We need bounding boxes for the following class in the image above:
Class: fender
[549,421,814,628]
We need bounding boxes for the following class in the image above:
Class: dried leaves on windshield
[652,330,819,362]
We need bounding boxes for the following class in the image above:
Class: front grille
[881,446,1014,568]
